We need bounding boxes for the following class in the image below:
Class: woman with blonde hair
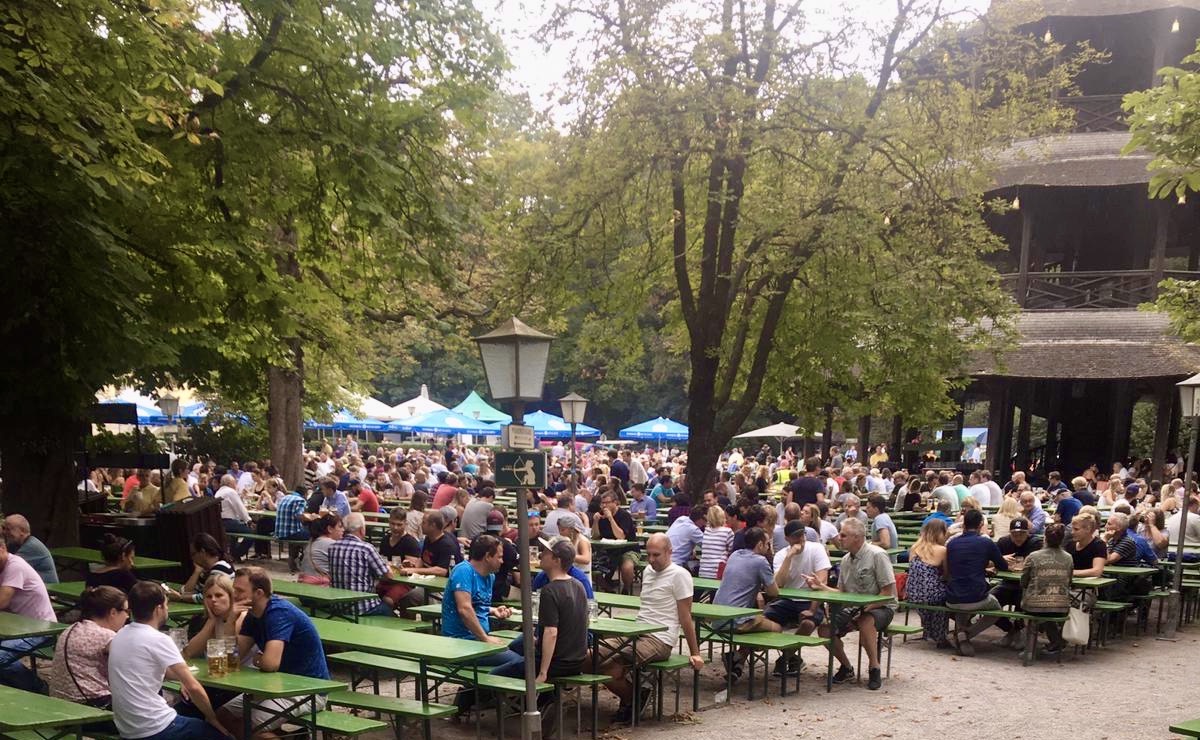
[699,506,733,578]
[991,497,1020,541]
[906,518,951,648]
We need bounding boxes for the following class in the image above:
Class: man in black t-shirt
[490,538,588,690]
[392,509,457,616]
[595,491,638,593]
[789,457,825,507]
[989,517,1042,642]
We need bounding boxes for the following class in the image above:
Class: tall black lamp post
[559,393,588,502]
[474,318,554,740]
[1165,372,1200,639]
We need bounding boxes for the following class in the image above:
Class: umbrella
[357,396,398,422]
[386,408,500,436]
[305,410,387,431]
[619,416,689,442]
[391,384,448,419]
[522,410,600,439]
[451,390,512,424]
[733,422,801,439]
[99,398,168,426]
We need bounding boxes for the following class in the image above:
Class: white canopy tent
[389,384,448,420]
[356,396,398,422]
[733,422,801,439]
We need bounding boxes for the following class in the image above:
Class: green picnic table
[0,683,113,740]
[184,658,344,740]
[1104,565,1158,578]
[45,581,207,623]
[270,580,380,621]
[593,591,640,615]
[776,588,893,692]
[0,611,65,675]
[590,538,640,551]
[51,547,179,572]
[692,576,721,593]
[387,574,449,593]
[311,618,507,740]
[991,571,1117,589]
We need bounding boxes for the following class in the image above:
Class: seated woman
[991,497,1020,540]
[48,585,127,712]
[167,533,236,604]
[905,518,950,649]
[1020,523,1073,657]
[1064,513,1106,578]
[85,534,138,592]
[179,574,255,714]
[298,512,343,586]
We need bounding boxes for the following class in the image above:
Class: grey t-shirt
[838,542,897,609]
[460,499,493,540]
[714,548,774,623]
[16,536,58,584]
[870,512,900,560]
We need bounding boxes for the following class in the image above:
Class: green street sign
[494,451,547,488]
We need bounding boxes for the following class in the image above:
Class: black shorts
[830,606,894,637]
[763,599,826,627]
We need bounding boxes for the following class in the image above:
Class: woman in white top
[405,490,427,538]
[557,514,592,580]
[991,497,1020,541]
[298,512,343,585]
[698,506,733,578]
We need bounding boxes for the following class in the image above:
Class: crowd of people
[2,435,1197,736]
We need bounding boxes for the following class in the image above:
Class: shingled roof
[969,309,1200,379]
[993,0,1200,19]
[989,132,1153,189]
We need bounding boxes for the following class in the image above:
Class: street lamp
[559,393,589,503]
[473,317,554,740]
[157,393,180,455]
[1165,372,1200,639]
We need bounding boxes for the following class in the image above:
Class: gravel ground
[252,557,1199,740]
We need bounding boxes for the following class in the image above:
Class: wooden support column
[1016,192,1033,306]
[1153,200,1169,284]
[1152,381,1175,482]
[1109,382,1134,466]
[858,415,872,462]
[1045,418,1060,473]
[985,383,1013,476]
[1015,405,1032,473]
[891,415,903,467]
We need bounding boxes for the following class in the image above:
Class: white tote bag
[1062,607,1089,646]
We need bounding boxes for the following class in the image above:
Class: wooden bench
[646,653,704,720]
[552,673,612,740]
[897,602,1066,665]
[326,688,456,739]
[727,632,829,699]
[299,709,388,737]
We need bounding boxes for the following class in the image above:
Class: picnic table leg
[243,694,252,740]
[310,694,317,740]
[418,660,432,740]
[630,636,640,728]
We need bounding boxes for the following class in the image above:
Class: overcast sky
[482,0,991,118]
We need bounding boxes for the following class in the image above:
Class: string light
[1044,29,1053,43]
[1179,192,1187,205]
[1012,195,1021,210]
[1172,18,1181,33]
[883,215,891,226]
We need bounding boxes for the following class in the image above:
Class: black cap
[784,520,807,538]
[1010,518,1030,532]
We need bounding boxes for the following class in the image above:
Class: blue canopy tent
[99,398,168,426]
[619,416,689,442]
[179,402,209,421]
[305,410,387,432]
[386,408,500,436]
[522,410,600,440]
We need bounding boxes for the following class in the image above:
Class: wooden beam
[1153,200,1169,283]
[1152,382,1175,483]
[1016,193,1033,306]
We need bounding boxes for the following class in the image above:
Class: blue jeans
[223,519,254,560]
[359,600,395,617]
[454,647,512,710]
[0,636,50,693]
[137,713,228,740]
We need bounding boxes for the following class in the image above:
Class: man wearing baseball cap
[991,516,1042,646]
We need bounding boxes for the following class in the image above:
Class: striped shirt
[328,534,389,615]
[698,526,733,578]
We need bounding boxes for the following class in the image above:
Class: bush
[86,427,165,456]
[175,420,269,463]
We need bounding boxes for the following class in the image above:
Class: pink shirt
[0,553,56,621]
[50,619,114,701]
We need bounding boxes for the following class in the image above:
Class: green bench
[898,602,1066,665]
[725,632,828,699]
[326,689,456,738]
[552,673,611,740]
[300,709,388,737]
[646,653,704,721]
[855,622,922,680]
[1171,719,1200,737]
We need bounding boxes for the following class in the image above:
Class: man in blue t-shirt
[441,535,513,710]
[232,567,329,731]
[945,510,1008,657]
[1053,486,1082,526]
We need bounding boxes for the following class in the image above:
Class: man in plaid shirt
[274,489,309,573]
[328,513,393,616]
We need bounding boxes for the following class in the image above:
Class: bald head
[2,514,31,549]
[644,533,673,573]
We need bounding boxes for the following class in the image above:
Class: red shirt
[356,488,380,513]
[431,483,458,509]
[121,475,140,501]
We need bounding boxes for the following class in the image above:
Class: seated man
[989,517,1041,646]
[228,567,331,736]
[2,515,57,584]
[272,489,310,573]
[594,492,638,594]
[492,539,589,699]
[945,509,1008,656]
[109,581,227,740]
[0,536,58,692]
[666,505,706,571]
[597,534,703,724]
[806,518,895,690]
[392,509,456,615]
[866,495,898,556]
[1019,491,1047,535]
[442,534,513,711]
[713,527,780,682]
[922,499,954,527]
[767,520,832,675]
[327,513,393,617]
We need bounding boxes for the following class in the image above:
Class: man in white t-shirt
[108,581,228,740]
[967,471,991,507]
[765,521,832,675]
[597,534,703,724]
[0,539,57,691]
[981,470,1004,507]
[235,462,257,495]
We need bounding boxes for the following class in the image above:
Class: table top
[1104,565,1158,577]
[51,547,179,570]
[588,617,666,637]
[0,684,113,730]
[776,588,893,606]
[590,539,641,550]
[691,602,761,621]
[46,582,208,620]
[387,575,449,592]
[186,659,345,698]
[312,617,508,664]
[692,577,721,592]
[0,611,65,640]
[594,592,641,610]
[271,580,381,605]
[991,571,1116,588]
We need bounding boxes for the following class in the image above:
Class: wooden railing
[999,269,1200,309]
[1057,94,1127,133]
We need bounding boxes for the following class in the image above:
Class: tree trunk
[0,414,82,546]
[268,339,305,490]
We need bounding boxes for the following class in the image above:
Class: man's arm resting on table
[675,597,704,669]
[165,662,230,736]
[455,590,500,644]
[255,639,284,673]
